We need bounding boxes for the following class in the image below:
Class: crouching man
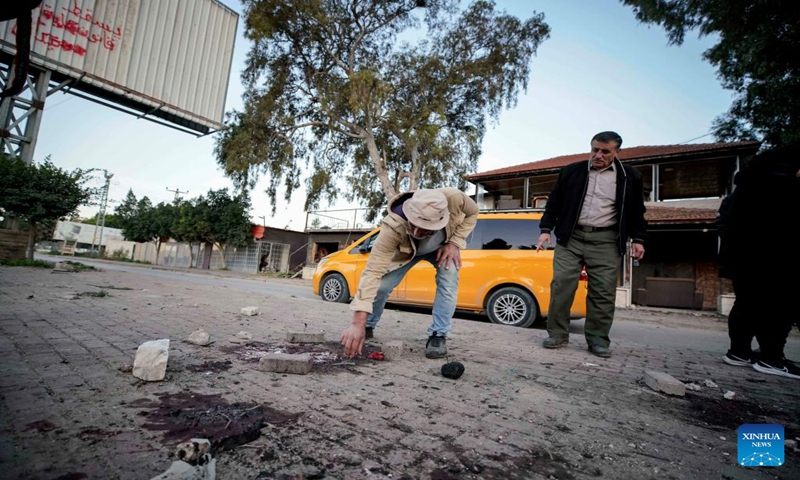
[340,188,479,359]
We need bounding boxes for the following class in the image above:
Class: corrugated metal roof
[469,141,761,180]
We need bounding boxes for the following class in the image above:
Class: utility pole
[258,215,266,226]
[166,187,188,202]
[91,170,113,257]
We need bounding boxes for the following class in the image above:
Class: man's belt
[575,224,618,232]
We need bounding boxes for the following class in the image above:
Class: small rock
[236,331,252,340]
[132,339,170,382]
[441,362,465,380]
[704,379,718,388]
[241,306,260,316]
[723,391,736,400]
[786,439,798,452]
[150,455,216,480]
[382,340,404,361]
[719,436,727,441]
[175,438,211,464]
[118,364,133,373]
[685,383,701,391]
[185,329,211,346]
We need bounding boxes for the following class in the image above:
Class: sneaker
[425,333,447,359]
[753,359,800,380]
[365,327,374,340]
[722,351,754,367]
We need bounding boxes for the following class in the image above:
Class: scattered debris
[118,364,133,373]
[236,331,252,340]
[186,361,232,373]
[140,392,299,453]
[723,391,736,400]
[220,341,381,372]
[367,351,384,361]
[133,339,170,382]
[150,454,216,480]
[382,340,404,360]
[644,370,685,396]
[258,353,313,375]
[287,331,325,344]
[175,438,211,464]
[685,383,701,391]
[24,420,56,432]
[442,361,465,380]
[186,329,212,346]
[240,306,260,316]
[704,379,719,388]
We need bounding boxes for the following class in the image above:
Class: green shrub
[0,259,53,268]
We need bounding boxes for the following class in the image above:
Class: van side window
[464,221,484,250]
[478,219,543,250]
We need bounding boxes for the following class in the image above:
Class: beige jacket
[350,187,479,313]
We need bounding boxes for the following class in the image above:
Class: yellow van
[312,211,588,327]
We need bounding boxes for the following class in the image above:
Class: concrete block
[241,306,260,316]
[382,340,404,360]
[258,353,313,375]
[644,370,685,397]
[287,331,325,344]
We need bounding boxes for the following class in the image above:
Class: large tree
[216,0,550,217]
[0,154,93,260]
[621,0,800,147]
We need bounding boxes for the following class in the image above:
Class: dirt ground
[1,264,799,479]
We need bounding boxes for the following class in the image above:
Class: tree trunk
[202,242,213,269]
[214,242,227,269]
[188,242,196,268]
[364,133,397,199]
[26,223,37,261]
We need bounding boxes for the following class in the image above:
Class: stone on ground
[287,331,325,344]
[644,370,685,397]
[241,306,260,316]
[257,353,312,375]
[186,329,211,346]
[133,339,170,382]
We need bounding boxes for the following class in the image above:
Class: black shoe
[365,327,374,340]
[542,337,568,349]
[753,358,800,379]
[588,344,611,358]
[722,351,755,367]
[425,333,447,359]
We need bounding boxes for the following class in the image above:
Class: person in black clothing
[719,144,800,379]
[536,131,648,358]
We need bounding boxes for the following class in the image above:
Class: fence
[131,240,290,274]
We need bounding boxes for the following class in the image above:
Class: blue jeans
[366,251,459,336]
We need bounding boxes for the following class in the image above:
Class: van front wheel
[320,273,350,303]
[486,287,537,328]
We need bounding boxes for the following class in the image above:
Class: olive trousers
[546,229,620,348]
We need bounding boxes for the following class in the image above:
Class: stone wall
[0,230,28,262]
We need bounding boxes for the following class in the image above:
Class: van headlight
[315,257,328,272]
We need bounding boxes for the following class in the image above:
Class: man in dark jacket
[719,144,800,379]
[536,131,647,357]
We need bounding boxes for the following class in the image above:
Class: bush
[110,247,130,260]
[1,259,53,268]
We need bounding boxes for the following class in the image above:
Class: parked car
[312,211,588,327]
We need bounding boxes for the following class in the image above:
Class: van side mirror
[358,243,371,254]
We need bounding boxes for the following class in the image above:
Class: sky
[25,0,732,231]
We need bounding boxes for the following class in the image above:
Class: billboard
[0,0,238,134]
